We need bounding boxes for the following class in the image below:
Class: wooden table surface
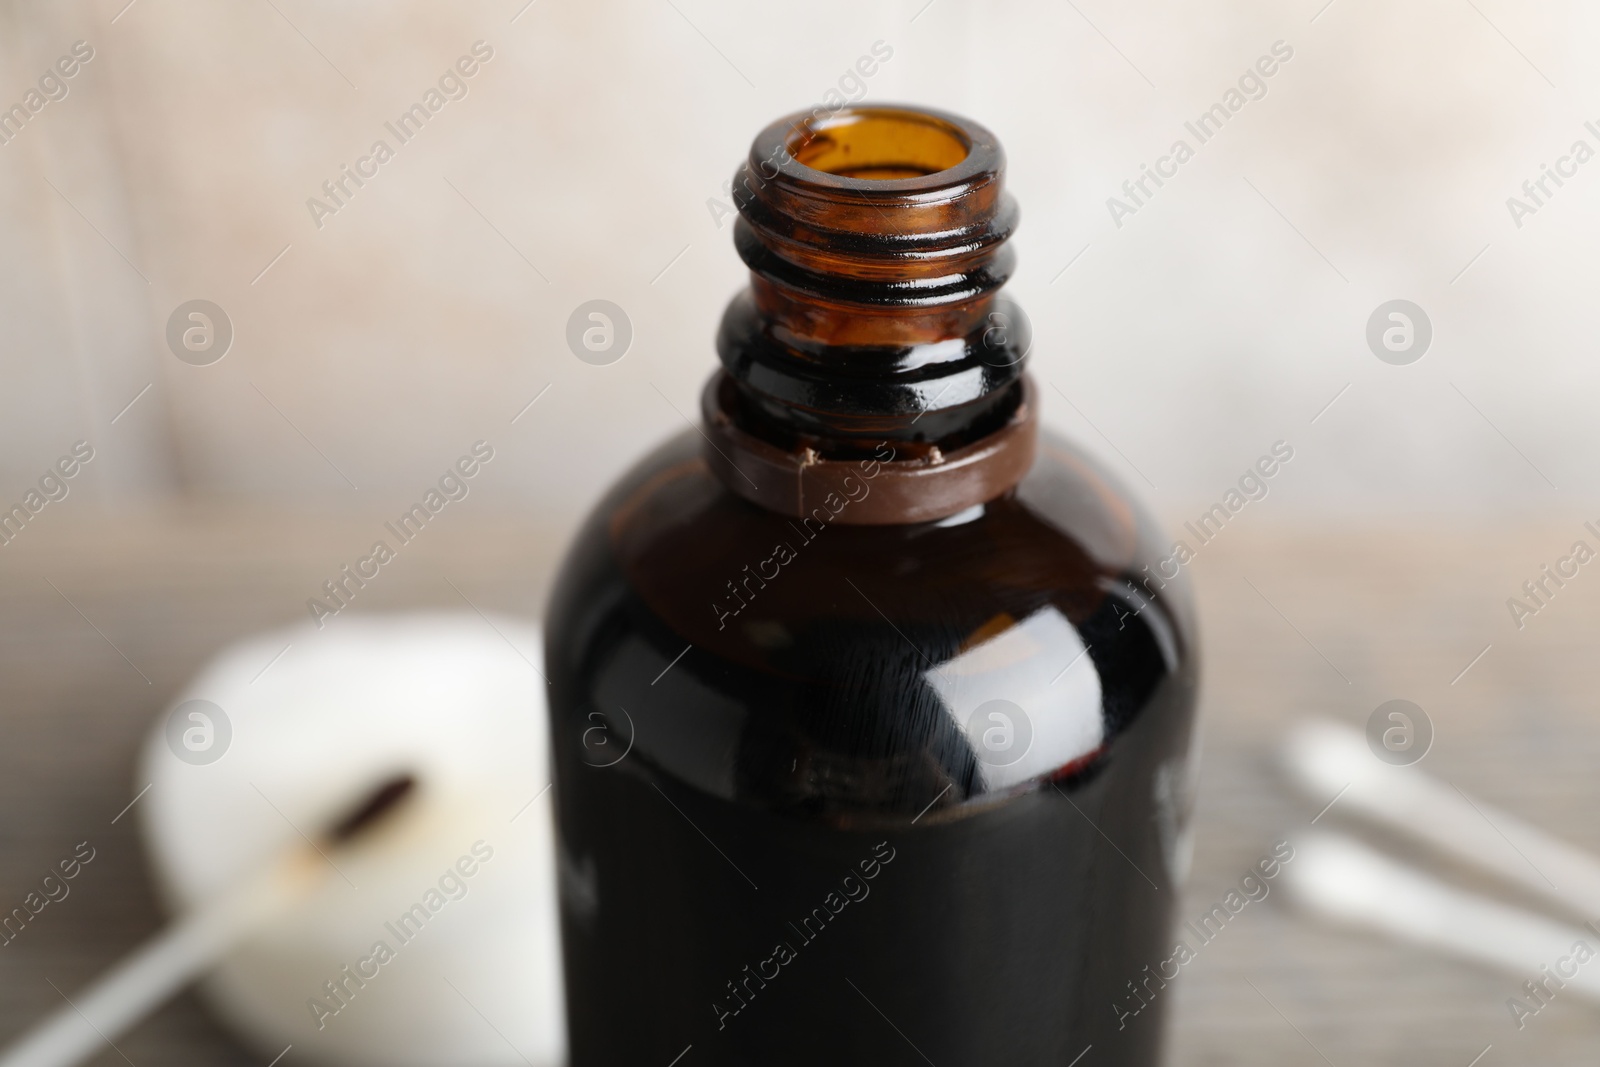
[1,506,1596,1065]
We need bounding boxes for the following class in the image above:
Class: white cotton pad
[136,612,564,1067]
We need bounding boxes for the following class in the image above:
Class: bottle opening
[786,108,971,180]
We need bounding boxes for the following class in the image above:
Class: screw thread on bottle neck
[715,105,1030,459]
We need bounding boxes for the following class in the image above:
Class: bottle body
[544,425,1198,1065]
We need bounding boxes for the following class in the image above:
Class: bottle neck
[703,105,1036,524]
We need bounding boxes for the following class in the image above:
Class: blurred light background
[3,0,1600,1064]
[6,0,1598,519]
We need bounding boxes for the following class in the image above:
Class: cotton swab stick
[0,775,417,1067]
[1283,720,1600,919]
[1283,832,1600,1004]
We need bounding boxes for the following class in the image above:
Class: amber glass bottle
[544,105,1198,1066]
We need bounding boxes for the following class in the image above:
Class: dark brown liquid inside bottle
[544,106,1199,1066]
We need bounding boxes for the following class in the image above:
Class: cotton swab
[1283,832,1600,1004]
[0,775,417,1067]
[1283,720,1600,919]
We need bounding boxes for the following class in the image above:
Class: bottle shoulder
[545,428,1197,823]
